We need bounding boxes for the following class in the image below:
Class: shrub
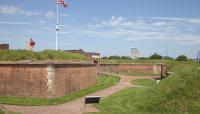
[175,55,188,61]
[149,53,163,59]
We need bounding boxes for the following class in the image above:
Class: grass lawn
[131,79,156,87]
[86,61,200,114]
[0,75,120,106]
[0,110,21,114]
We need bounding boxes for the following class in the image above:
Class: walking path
[4,76,159,114]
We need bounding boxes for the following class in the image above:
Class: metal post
[56,3,58,51]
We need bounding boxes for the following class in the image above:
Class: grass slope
[0,50,88,61]
[0,75,120,106]
[137,62,200,113]
[88,61,200,114]
[131,79,156,87]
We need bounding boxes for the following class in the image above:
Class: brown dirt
[4,76,159,114]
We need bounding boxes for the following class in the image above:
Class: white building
[131,48,141,59]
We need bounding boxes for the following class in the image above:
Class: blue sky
[0,0,200,58]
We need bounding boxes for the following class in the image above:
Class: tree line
[102,53,190,61]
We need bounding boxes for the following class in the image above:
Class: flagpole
[56,3,59,51]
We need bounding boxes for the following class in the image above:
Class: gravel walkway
[4,76,159,114]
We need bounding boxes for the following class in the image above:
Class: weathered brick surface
[0,64,47,97]
[0,63,97,98]
[99,64,162,74]
[54,64,97,97]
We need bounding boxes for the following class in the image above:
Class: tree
[175,55,188,61]
[121,56,132,59]
[163,56,174,60]
[101,56,108,59]
[149,53,163,59]
[109,56,121,59]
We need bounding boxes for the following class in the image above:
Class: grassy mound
[136,62,200,113]
[0,50,88,61]
[88,61,200,114]
[0,75,120,106]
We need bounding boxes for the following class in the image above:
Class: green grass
[0,75,120,106]
[0,50,88,61]
[0,110,21,114]
[0,110,4,114]
[86,61,200,114]
[131,79,156,87]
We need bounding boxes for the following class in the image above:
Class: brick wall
[0,62,97,98]
[99,64,162,74]
[0,44,9,50]
[0,64,47,97]
[54,64,97,97]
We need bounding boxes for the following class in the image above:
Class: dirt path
[4,76,159,114]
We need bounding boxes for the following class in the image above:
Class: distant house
[0,44,9,50]
[65,49,100,59]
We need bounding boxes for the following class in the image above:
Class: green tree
[175,55,188,61]
[121,56,132,59]
[109,56,121,59]
[149,53,163,59]
[163,56,174,60]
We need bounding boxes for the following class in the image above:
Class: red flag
[57,0,68,8]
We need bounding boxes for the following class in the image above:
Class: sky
[0,0,200,58]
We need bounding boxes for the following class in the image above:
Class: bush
[149,53,163,59]
[175,55,188,61]
[163,56,174,60]
[109,56,121,59]
[121,56,132,59]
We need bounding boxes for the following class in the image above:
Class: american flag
[57,0,68,8]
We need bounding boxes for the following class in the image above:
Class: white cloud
[38,20,46,24]
[0,6,19,14]
[60,14,71,17]
[188,19,200,24]
[0,5,40,16]
[74,16,200,45]
[0,21,33,25]
[45,11,55,19]
[152,22,167,26]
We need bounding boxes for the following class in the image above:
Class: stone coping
[100,63,165,65]
[0,60,95,65]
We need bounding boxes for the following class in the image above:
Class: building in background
[131,48,141,59]
[65,49,100,59]
[0,44,9,50]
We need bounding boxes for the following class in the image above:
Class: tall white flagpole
[56,2,59,51]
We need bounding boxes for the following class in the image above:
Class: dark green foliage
[108,56,121,59]
[0,50,88,61]
[101,57,108,59]
[121,56,132,59]
[163,56,174,60]
[175,55,188,61]
[149,53,163,59]
[107,56,132,59]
